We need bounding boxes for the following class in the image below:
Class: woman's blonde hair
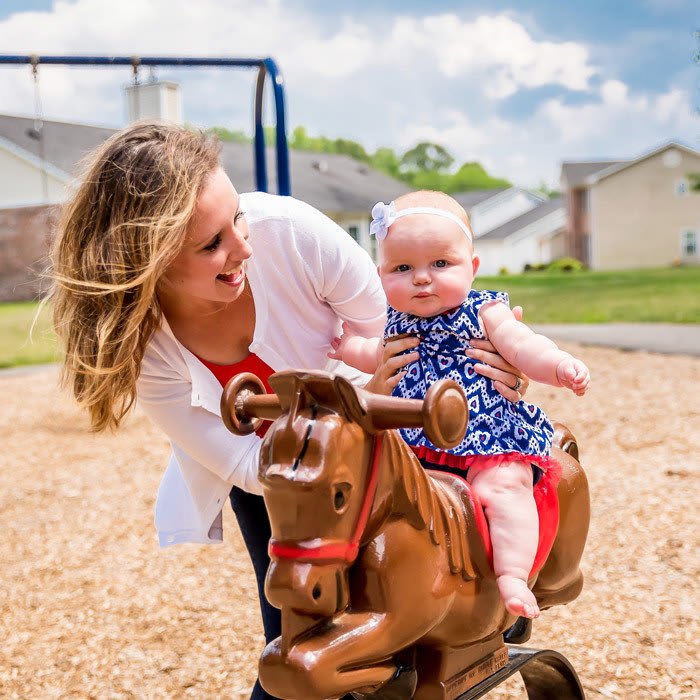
[49,121,221,431]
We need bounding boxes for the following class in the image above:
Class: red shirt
[196,353,275,438]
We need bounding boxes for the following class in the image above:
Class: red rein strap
[269,433,383,565]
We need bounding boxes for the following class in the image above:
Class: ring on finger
[512,377,523,392]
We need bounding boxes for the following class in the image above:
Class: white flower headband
[370,200,473,241]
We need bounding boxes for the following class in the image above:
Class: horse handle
[221,371,469,450]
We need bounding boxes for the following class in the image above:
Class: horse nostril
[312,583,322,600]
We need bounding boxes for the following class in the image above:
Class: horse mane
[266,371,482,581]
[381,430,480,581]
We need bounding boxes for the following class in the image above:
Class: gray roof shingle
[560,160,626,188]
[452,189,508,210]
[219,143,409,213]
[0,114,117,177]
[478,197,564,241]
[0,114,409,214]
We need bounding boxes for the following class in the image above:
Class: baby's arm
[328,322,383,374]
[479,303,590,395]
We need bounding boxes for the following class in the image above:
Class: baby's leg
[468,463,540,618]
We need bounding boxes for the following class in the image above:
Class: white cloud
[0,1,695,189]
[358,13,596,99]
[539,80,694,148]
[0,2,597,117]
[396,80,698,187]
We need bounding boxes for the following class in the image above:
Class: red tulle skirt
[411,445,562,485]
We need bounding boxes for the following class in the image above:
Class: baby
[329,191,590,619]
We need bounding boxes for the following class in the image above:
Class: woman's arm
[286,199,422,393]
[137,361,263,495]
[363,335,421,395]
[289,198,387,339]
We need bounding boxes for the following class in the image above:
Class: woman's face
[160,167,252,308]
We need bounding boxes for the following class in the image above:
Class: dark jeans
[229,486,282,700]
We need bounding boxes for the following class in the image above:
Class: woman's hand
[364,335,420,396]
[466,305,529,403]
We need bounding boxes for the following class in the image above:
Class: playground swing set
[0,54,291,197]
[0,54,590,700]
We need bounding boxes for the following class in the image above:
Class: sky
[0,0,698,188]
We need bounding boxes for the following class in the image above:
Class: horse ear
[333,375,375,432]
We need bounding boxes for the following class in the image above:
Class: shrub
[547,257,585,273]
[523,262,547,273]
[498,266,509,275]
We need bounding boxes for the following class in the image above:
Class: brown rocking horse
[222,370,590,700]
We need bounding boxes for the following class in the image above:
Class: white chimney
[125,80,183,124]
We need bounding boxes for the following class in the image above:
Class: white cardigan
[137,192,386,547]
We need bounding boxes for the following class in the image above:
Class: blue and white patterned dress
[386,290,554,464]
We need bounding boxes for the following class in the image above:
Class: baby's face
[378,213,479,317]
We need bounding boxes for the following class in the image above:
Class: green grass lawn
[0,266,698,369]
[0,300,60,369]
[475,266,700,324]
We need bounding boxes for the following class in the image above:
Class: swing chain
[28,55,49,203]
[29,55,43,137]
[131,56,141,121]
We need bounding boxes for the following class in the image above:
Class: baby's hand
[556,357,590,396]
[327,322,354,361]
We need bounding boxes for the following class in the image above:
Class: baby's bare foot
[497,575,540,619]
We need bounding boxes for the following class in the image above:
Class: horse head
[221,370,467,623]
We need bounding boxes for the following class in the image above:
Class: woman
[50,122,529,699]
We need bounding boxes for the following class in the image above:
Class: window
[370,232,378,262]
[681,230,697,257]
[347,224,359,242]
[675,179,689,197]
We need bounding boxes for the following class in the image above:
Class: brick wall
[0,204,58,301]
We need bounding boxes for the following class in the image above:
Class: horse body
[223,371,589,700]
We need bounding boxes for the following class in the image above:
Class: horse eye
[334,490,346,510]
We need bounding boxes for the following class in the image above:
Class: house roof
[0,114,116,177]
[219,144,410,213]
[560,160,625,188]
[478,197,564,241]
[585,140,700,185]
[0,114,409,214]
[452,189,508,211]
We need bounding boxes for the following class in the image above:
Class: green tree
[535,180,561,199]
[207,126,249,143]
[207,123,510,192]
[399,142,454,174]
[290,125,311,150]
[370,147,401,178]
[448,162,511,192]
[333,138,371,163]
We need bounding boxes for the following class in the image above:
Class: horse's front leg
[260,523,449,699]
[260,610,399,700]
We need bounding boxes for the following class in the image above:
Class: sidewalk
[1,324,698,380]
[531,323,700,357]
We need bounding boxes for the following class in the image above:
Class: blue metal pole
[264,58,290,197]
[254,66,268,194]
[0,55,263,68]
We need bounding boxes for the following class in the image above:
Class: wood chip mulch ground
[1,342,698,699]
